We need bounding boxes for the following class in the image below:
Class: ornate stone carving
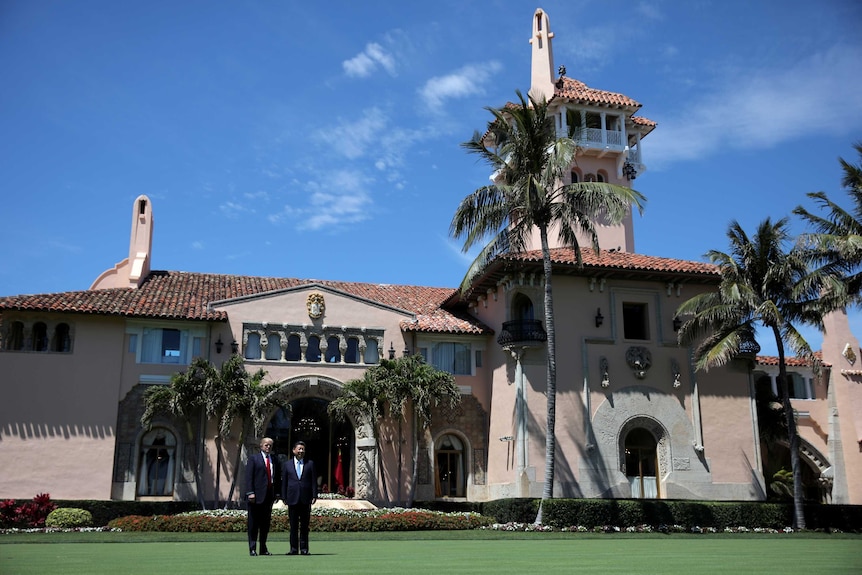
[600,356,610,388]
[307,293,325,319]
[626,346,652,379]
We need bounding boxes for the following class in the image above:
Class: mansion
[1,9,860,507]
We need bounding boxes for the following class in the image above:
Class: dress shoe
[286,550,298,555]
[300,550,309,555]
[261,551,272,556]
[249,550,257,556]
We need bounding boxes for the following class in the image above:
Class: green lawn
[1,532,860,575]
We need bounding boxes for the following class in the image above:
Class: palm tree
[215,354,280,508]
[450,90,645,521]
[141,357,214,509]
[377,355,460,507]
[328,369,390,502]
[793,142,862,303]
[676,218,823,529]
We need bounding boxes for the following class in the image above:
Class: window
[130,324,204,364]
[32,322,48,352]
[622,303,649,340]
[6,321,24,350]
[570,170,579,184]
[788,372,814,399]
[513,293,534,320]
[345,337,359,363]
[286,335,301,361]
[475,350,482,368]
[244,333,261,360]
[596,171,606,183]
[51,323,71,352]
[431,342,471,375]
[364,339,379,364]
[326,336,341,363]
[141,328,190,364]
[137,428,176,496]
[265,334,282,361]
[306,336,321,362]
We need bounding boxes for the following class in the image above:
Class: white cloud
[191,241,204,250]
[343,42,396,78]
[314,107,388,159]
[419,61,503,112]
[269,170,374,231]
[647,44,862,170]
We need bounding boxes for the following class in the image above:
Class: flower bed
[107,507,494,532]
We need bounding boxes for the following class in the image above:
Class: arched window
[32,322,48,352]
[137,428,177,496]
[596,171,606,183]
[345,337,359,364]
[285,334,301,361]
[6,321,25,351]
[52,323,71,352]
[513,293,534,321]
[306,336,321,362]
[570,170,579,184]
[585,173,597,182]
[265,333,282,361]
[364,339,379,364]
[435,434,466,498]
[625,428,659,499]
[244,333,261,360]
[325,336,341,363]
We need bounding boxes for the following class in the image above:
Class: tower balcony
[497,319,547,348]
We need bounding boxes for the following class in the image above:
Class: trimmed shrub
[480,498,538,523]
[45,508,94,529]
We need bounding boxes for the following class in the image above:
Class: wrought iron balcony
[497,319,547,348]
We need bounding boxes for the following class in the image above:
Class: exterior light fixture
[623,161,637,181]
[215,336,224,354]
[595,308,604,328]
[230,340,239,354]
[388,342,396,360]
[673,317,682,332]
[403,346,410,357]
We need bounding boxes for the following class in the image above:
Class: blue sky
[1,0,861,356]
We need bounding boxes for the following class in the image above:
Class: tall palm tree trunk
[536,225,557,524]
[773,326,806,529]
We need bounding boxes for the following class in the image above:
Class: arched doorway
[137,427,176,496]
[265,397,354,494]
[624,427,659,498]
[435,434,466,498]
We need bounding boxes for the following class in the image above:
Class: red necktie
[265,455,272,485]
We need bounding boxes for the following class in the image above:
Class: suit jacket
[281,457,317,506]
[245,451,279,502]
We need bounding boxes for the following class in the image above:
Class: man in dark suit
[245,437,278,556]
[281,440,317,555]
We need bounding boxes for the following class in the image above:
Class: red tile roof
[756,352,828,368]
[505,247,719,275]
[0,271,490,335]
[551,77,655,128]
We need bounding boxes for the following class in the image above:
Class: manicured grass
[1,533,860,575]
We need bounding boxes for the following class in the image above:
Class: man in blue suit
[245,437,278,556]
[281,440,317,555]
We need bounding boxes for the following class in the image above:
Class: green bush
[480,498,538,523]
[45,508,94,528]
[107,508,494,532]
[51,500,198,526]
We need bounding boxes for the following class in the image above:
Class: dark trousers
[288,503,311,552]
[247,489,274,552]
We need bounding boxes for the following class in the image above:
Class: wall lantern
[388,342,396,360]
[673,317,682,332]
[215,336,224,354]
[623,161,637,181]
[595,308,604,328]
[230,340,239,354]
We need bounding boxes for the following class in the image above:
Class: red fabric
[334,449,344,490]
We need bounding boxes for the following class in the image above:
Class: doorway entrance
[625,427,659,498]
[265,397,354,494]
